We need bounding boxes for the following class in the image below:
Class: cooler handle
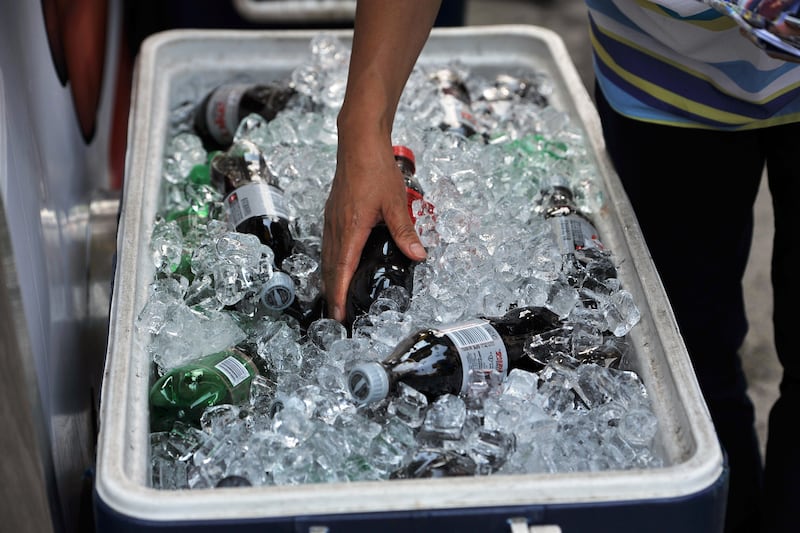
[508,517,562,533]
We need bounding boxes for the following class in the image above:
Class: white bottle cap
[348,362,390,404]
[543,173,570,191]
[259,271,295,311]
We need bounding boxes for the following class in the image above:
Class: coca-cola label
[440,319,509,394]
[225,182,289,228]
[406,187,435,224]
[204,84,248,146]
[549,215,604,255]
[440,93,479,135]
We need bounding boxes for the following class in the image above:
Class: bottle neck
[543,185,577,218]
[394,155,434,224]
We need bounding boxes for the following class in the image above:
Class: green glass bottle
[149,348,267,432]
[164,162,220,236]
[162,160,223,281]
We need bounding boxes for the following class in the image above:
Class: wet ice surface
[142,34,659,489]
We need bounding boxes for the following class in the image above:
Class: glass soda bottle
[210,139,296,267]
[430,68,481,139]
[347,305,565,405]
[344,145,434,330]
[162,161,223,281]
[194,80,297,151]
[537,174,614,274]
[210,139,299,314]
[149,347,270,432]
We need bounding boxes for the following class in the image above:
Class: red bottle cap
[393,145,416,174]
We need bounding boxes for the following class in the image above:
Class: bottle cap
[259,271,296,311]
[393,145,416,174]
[348,362,390,404]
[543,173,570,191]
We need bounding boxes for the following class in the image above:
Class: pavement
[464,0,781,459]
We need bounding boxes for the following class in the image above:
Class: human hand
[725,0,800,62]
[321,130,427,323]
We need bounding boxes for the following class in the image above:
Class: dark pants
[595,84,798,533]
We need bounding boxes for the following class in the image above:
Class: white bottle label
[215,355,250,387]
[225,182,289,228]
[441,93,479,134]
[204,83,248,145]
[549,215,604,255]
[440,319,509,394]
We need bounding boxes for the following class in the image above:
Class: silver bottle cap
[259,271,295,311]
[348,362,390,404]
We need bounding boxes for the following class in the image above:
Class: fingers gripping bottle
[344,145,434,330]
[347,305,564,405]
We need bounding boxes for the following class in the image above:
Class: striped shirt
[585,0,800,129]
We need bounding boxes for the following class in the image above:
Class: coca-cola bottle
[344,145,434,330]
[210,140,296,267]
[537,174,616,281]
[210,140,300,315]
[430,68,481,139]
[347,305,565,405]
[149,347,272,432]
[194,80,297,151]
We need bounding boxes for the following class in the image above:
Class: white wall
[0,1,122,531]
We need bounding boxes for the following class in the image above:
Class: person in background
[321,2,799,532]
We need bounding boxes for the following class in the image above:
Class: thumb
[384,203,427,262]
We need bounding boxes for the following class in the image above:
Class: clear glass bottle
[347,305,565,405]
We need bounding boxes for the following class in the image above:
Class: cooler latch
[508,516,562,533]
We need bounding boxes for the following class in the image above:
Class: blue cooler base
[94,467,727,533]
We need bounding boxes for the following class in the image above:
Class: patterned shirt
[585,0,800,129]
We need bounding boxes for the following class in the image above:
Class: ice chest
[94,26,728,533]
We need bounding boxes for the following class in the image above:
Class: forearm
[338,0,443,140]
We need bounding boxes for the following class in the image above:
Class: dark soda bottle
[149,347,270,432]
[538,174,605,260]
[430,68,481,139]
[210,140,300,315]
[537,174,616,281]
[344,145,434,330]
[210,139,296,268]
[194,80,297,151]
[347,305,565,405]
